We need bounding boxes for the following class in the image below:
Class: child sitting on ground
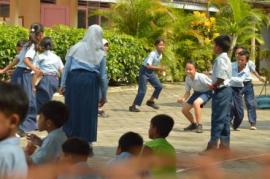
[108,131,143,164]
[25,100,68,165]
[0,82,29,178]
[143,114,176,178]
[58,137,99,179]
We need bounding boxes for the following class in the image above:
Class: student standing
[34,37,64,111]
[234,47,264,130]
[98,39,109,118]
[230,49,250,130]
[178,61,212,133]
[60,25,107,143]
[206,35,232,151]
[129,39,165,112]
[0,39,27,75]
[11,23,44,135]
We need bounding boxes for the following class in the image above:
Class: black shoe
[146,100,159,109]
[98,110,109,118]
[129,105,140,112]
[196,124,203,133]
[184,123,198,131]
[16,128,26,137]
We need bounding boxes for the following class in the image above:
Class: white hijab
[66,25,104,65]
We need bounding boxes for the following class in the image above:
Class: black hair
[214,35,231,52]
[16,39,27,48]
[154,38,165,46]
[151,114,174,138]
[38,101,69,128]
[0,82,28,123]
[238,49,250,60]
[40,37,53,51]
[62,137,91,156]
[27,23,44,50]
[186,60,196,68]
[118,131,143,152]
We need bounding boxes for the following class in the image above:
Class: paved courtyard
[24,82,270,177]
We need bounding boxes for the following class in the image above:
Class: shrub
[104,31,148,85]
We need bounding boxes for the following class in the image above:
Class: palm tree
[95,0,174,41]
[216,0,264,58]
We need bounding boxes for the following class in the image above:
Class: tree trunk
[229,35,238,58]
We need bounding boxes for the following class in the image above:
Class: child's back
[58,138,99,179]
[108,131,143,165]
[144,114,176,178]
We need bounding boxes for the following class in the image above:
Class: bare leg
[193,98,204,124]
[181,103,195,123]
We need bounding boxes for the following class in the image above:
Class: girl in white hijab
[60,25,108,144]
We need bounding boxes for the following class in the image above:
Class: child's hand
[0,69,5,74]
[159,66,166,72]
[59,87,65,95]
[259,76,265,83]
[99,98,106,107]
[25,142,37,155]
[27,134,42,146]
[208,84,217,90]
[177,97,185,104]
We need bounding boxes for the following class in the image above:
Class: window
[78,9,87,28]
[0,3,9,17]
[0,0,10,22]
[40,0,56,4]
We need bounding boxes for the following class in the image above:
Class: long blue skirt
[36,75,59,111]
[63,69,99,142]
[11,67,37,132]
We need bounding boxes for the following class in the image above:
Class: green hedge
[0,25,28,67]
[104,31,148,85]
[0,25,149,85]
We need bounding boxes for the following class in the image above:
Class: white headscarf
[66,25,104,65]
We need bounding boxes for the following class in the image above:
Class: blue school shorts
[186,91,212,106]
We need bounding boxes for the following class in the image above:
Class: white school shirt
[229,62,250,87]
[143,50,162,66]
[212,52,232,88]
[0,137,28,179]
[185,72,212,92]
[31,128,67,165]
[17,44,37,69]
[35,50,64,75]
[244,60,256,82]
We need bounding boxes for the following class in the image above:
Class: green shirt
[145,138,176,178]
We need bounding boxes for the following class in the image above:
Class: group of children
[0,80,177,178]
[0,23,64,137]
[129,35,264,152]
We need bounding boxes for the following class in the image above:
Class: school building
[0,0,115,28]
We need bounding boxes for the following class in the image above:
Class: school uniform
[242,60,257,125]
[229,62,249,129]
[35,50,64,111]
[208,52,232,150]
[61,25,107,143]
[107,152,132,165]
[31,128,67,165]
[0,137,28,179]
[133,50,163,106]
[11,43,38,132]
[185,72,212,106]
[61,57,107,143]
